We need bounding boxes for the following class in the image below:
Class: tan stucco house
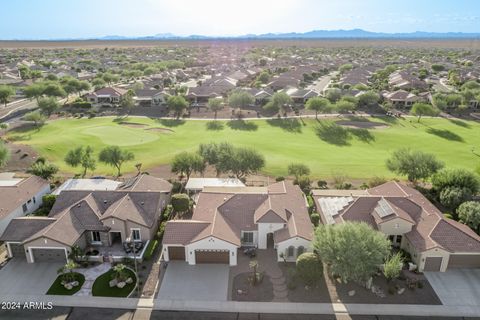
[312,181,480,272]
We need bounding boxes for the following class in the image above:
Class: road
[308,71,338,94]
[0,307,474,320]
[0,99,39,121]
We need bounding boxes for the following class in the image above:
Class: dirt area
[1,141,38,172]
[336,120,389,129]
[231,273,274,302]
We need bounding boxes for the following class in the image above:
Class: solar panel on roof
[375,198,395,218]
[318,196,353,225]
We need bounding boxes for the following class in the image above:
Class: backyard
[4,115,480,179]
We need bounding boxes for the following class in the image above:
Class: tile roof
[0,176,49,219]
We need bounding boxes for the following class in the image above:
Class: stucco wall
[258,223,285,249]
[186,237,238,265]
[378,218,413,236]
[276,237,312,262]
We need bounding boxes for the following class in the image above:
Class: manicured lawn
[92,268,137,297]
[6,116,480,179]
[46,272,85,295]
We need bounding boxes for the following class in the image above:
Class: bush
[383,252,404,281]
[171,181,183,193]
[162,204,173,220]
[42,194,57,210]
[171,193,191,213]
[143,239,158,261]
[310,213,320,226]
[157,221,167,239]
[317,180,328,189]
[275,176,285,182]
[368,176,387,188]
[71,101,92,109]
[296,252,323,286]
[295,176,311,194]
[439,186,472,211]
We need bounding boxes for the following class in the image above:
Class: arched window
[287,246,295,257]
[297,246,305,256]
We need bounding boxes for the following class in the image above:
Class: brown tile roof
[0,176,49,219]
[162,220,210,245]
[0,217,55,242]
[117,174,172,192]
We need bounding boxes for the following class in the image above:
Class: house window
[91,231,101,243]
[242,232,254,244]
[297,246,305,256]
[22,203,28,213]
[287,246,295,258]
[132,229,141,242]
[33,197,36,204]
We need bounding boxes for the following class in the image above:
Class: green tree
[198,142,233,176]
[171,193,191,214]
[326,89,342,103]
[228,90,254,109]
[27,158,59,181]
[0,141,9,168]
[410,103,439,122]
[171,151,205,180]
[64,146,97,178]
[98,146,134,177]
[339,63,353,74]
[167,95,188,119]
[305,97,331,119]
[18,64,31,80]
[383,252,404,282]
[386,148,444,183]
[263,91,292,115]
[22,110,47,129]
[120,91,136,113]
[207,97,224,120]
[313,222,390,283]
[439,187,472,211]
[288,163,311,182]
[334,99,356,114]
[42,82,67,98]
[358,91,380,107]
[23,83,46,103]
[38,97,60,116]
[431,169,480,195]
[296,252,323,286]
[228,147,265,179]
[0,85,15,107]
[457,201,480,234]
[92,78,106,90]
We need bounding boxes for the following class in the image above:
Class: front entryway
[267,233,274,249]
[109,231,122,246]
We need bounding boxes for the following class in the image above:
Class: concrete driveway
[158,262,229,301]
[425,269,480,306]
[0,259,62,295]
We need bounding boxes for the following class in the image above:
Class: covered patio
[86,240,149,261]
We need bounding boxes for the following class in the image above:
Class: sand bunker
[336,120,389,129]
[145,127,174,133]
[118,122,149,128]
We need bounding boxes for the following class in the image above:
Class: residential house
[162,181,313,265]
[382,90,419,108]
[312,182,480,272]
[85,87,129,107]
[134,89,168,106]
[0,175,172,263]
[0,174,51,237]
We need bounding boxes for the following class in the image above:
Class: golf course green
[7,116,480,179]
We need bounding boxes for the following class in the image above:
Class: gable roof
[0,176,49,219]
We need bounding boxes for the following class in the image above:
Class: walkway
[74,263,111,296]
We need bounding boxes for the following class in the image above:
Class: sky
[0,0,479,39]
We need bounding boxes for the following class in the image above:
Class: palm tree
[249,260,259,286]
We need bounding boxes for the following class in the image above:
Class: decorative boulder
[64,284,73,290]
[348,290,356,297]
[117,281,126,289]
[109,279,118,288]
[72,281,79,287]
[126,277,133,284]
[397,287,406,295]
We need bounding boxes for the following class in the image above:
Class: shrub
[296,252,323,286]
[171,181,183,193]
[310,213,320,226]
[368,176,387,188]
[157,221,167,239]
[295,176,311,194]
[439,186,472,211]
[275,176,285,182]
[317,180,328,189]
[143,240,158,261]
[171,193,191,213]
[162,204,173,220]
[383,252,404,281]
[42,194,57,210]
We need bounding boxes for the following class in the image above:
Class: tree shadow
[377,115,399,125]
[206,121,224,131]
[315,122,350,146]
[266,118,302,133]
[7,134,32,142]
[448,118,471,129]
[426,128,464,142]
[348,128,375,143]
[427,128,465,142]
[226,119,258,131]
[157,119,186,127]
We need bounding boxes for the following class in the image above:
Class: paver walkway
[74,263,111,296]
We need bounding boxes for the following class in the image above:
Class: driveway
[425,269,480,306]
[158,262,229,301]
[0,259,62,295]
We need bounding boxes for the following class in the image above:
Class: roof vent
[103,200,107,204]
[141,201,145,205]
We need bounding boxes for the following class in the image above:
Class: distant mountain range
[95,29,480,40]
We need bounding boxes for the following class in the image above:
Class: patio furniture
[243,247,256,258]
[123,242,132,254]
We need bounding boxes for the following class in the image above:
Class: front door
[110,232,122,246]
[267,233,274,249]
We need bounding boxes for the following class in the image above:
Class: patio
[87,241,149,261]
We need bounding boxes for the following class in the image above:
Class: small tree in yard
[249,260,260,286]
[171,193,191,215]
[112,264,128,282]
[383,252,404,282]
[167,95,189,119]
[27,158,58,181]
[98,146,134,177]
[207,97,224,120]
[431,169,480,195]
[288,163,311,182]
[38,97,60,116]
[439,186,472,212]
[228,90,254,109]
[58,260,78,284]
[457,201,480,234]
[171,151,205,180]
[305,97,331,119]
[313,222,390,283]
[64,146,96,178]
[296,252,323,286]
[23,110,47,129]
[410,103,439,122]
[386,148,444,183]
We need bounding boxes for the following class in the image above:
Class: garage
[195,250,229,264]
[447,254,480,269]
[168,246,185,261]
[8,243,25,259]
[424,256,443,271]
[31,248,67,263]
